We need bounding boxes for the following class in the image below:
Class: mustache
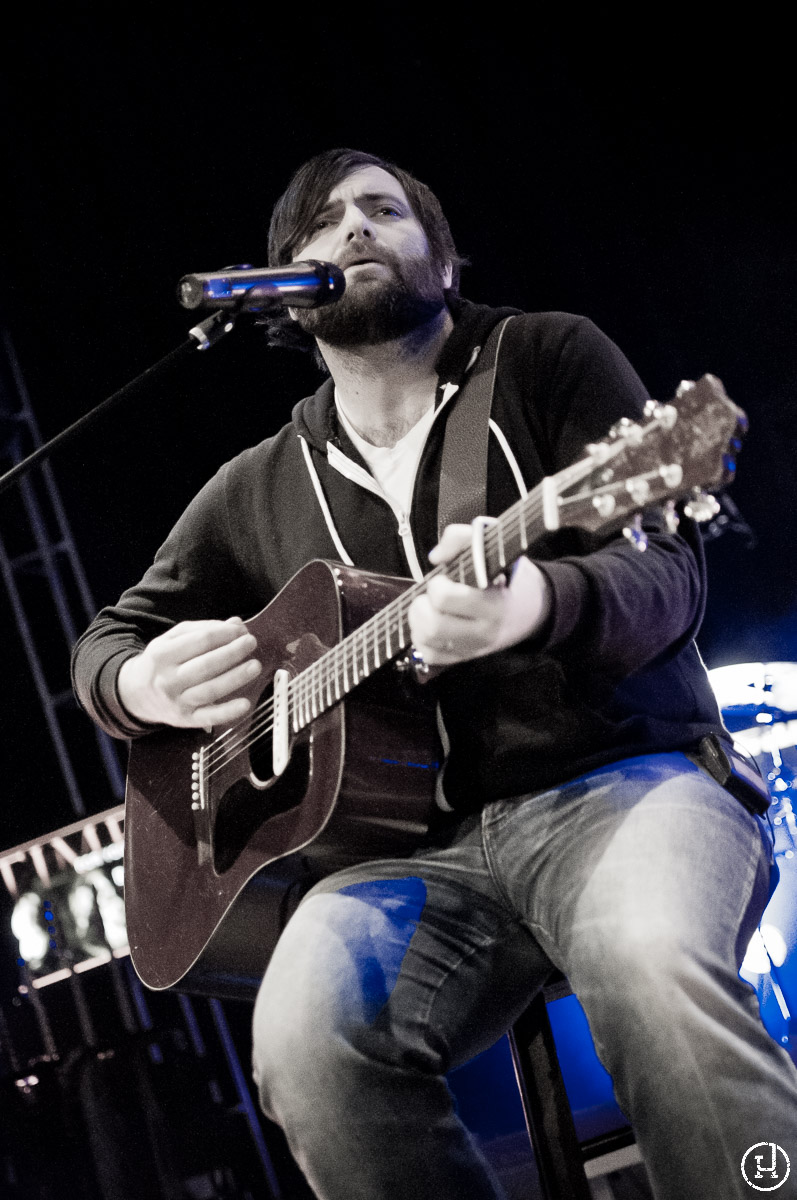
[337,242,393,271]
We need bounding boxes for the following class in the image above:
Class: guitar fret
[373,620,380,669]
[519,503,528,550]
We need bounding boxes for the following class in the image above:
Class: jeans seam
[479,801,521,919]
[479,801,562,965]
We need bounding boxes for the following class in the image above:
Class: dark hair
[262,148,467,357]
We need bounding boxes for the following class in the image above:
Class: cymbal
[708,662,797,717]
[725,718,797,755]
[708,662,797,754]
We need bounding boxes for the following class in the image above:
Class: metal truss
[0,328,124,816]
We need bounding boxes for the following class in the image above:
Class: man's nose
[342,205,374,241]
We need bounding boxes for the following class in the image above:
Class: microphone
[177,260,345,311]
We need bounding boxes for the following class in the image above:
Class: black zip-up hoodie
[71,300,726,808]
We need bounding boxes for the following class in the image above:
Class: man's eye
[378,206,401,217]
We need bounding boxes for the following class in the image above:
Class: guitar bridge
[191,745,212,866]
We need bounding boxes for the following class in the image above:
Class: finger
[187,695,254,729]
[428,523,472,565]
[173,632,258,688]
[161,624,256,668]
[181,656,262,708]
[408,596,485,664]
[162,617,243,640]
[425,574,505,619]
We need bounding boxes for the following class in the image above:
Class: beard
[293,249,448,348]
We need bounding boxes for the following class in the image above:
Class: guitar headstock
[559,374,747,536]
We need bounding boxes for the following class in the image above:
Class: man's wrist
[504,558,553,648]
[116,653,155,726]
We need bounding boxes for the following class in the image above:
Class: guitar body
[124,560,441,992]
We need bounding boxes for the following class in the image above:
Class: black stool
[509,973,636,1200]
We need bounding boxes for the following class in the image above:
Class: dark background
[0,13,794,845]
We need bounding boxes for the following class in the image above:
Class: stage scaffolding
[0,334,290,1199]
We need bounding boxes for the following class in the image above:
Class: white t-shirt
[335,393,436,518]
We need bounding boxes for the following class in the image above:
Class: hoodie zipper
[326,443,425,580]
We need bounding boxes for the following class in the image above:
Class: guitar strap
[436,316,515,540]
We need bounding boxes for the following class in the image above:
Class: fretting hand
[407,523,552,666]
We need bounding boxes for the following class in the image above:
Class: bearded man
[72,148,797,1200]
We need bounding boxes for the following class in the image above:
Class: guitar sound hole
[212,738,311,875]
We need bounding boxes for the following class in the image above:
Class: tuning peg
[659,464,683,487]
[607,416,634,440]
[622,514,648,552]
[585,441,612,464]
[621,421,644,445]
[664,500,680,533]
[592,494,616,518]
[625,477,651,505]
[643,399,677,429]
[683,491,721,523]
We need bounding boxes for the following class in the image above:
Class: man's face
[290,165,452,347]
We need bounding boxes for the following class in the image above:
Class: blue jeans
[251,753,797,1199]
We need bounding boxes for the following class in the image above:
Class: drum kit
[708,662,797,1061]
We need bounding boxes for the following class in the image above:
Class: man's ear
[441,261,453,289]
[288,306,299,322]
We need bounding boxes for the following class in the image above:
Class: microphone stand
[0,308,239,499]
